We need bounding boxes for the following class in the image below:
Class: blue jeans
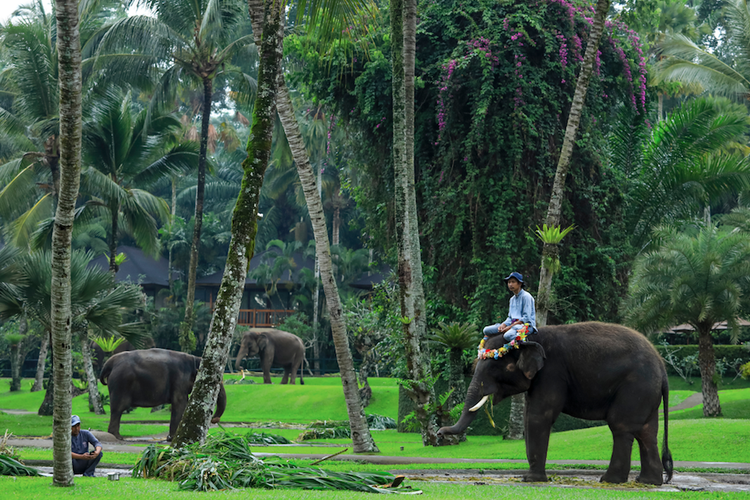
[72,451,103,477]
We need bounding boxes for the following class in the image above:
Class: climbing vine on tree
[287,0,649,325]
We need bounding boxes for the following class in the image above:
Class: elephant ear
[258,333,268,350]
[517,341,546,380]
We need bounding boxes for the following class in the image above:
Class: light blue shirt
[502,289,537,333]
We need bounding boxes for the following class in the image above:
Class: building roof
[88,246,172,287]
[667,319,750,333]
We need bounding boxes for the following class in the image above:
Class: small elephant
[100,348,226,440]
[235,329,305,384]
[439,322,673,485]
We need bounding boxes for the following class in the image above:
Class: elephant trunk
[211,383,227,423]
[438,376,486,436]
[235,345,247,371]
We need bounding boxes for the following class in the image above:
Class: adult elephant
[439,322,673,485]
[235,329,305,384]
[100,348,226,440]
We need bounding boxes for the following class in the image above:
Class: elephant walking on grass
[235,329,305,384]
[439,322,673,485]
[100,348,226,440]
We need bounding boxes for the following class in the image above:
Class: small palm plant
[428,322,478,408]
[534,224,575,275]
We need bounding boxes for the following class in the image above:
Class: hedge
[655,345,750,376]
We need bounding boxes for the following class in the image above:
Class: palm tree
[654,0,750,100]
[50,0,83,485]
[0,1,124,247]
[611,97,750,250]
[427,322,476,408]
[170,0,285,447]
[391,0,436,446]
[95,0,256,345]
[80,88,198,272]
[0,250,148,415]
[625,225,750,417]
[260,3,380,451]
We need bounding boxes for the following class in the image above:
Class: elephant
[439,322,673,485]
[100,348,226,440]
[235,329,305,384]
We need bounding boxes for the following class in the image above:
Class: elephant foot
[635,473,663,486]
[522,471,548,482]
[600,471,629,484]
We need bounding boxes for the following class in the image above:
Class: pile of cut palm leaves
[299,414,397,441]
[243,431,291,445]
[0,431,39,476]
[132,433,418,494]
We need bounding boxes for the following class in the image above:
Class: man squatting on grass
[71,415,103,477]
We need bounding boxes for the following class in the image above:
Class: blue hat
[71,415,81,427]
[504,272,524,283]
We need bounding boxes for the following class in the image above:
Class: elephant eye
[505,363,517,372]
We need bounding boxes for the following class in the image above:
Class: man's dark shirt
[71,429,101,455]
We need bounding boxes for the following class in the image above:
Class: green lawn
[2,476,750,500]
[670,388,750,420]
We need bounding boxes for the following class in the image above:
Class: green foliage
[0,454,39,477]
[535,224,576,245]
[94,335,126,354]
[132,433,398,492]
[655,344,750,380]
[287,0,647,326]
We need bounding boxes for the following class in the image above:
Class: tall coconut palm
[536,0,611,326]
[255,3,380,451]
[95,0,256,347]
[654,0,750,99]
[625,225,750,417]
[50,0,83,485]
[81,88,198,272]
[390,0,437,446]
[0,0,125,247]
[170,0,285,447]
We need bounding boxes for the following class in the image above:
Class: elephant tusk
[469,395,489,412]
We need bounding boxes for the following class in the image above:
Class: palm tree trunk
[171,0,284,447]
[50,0,82,485]
[180,77,213,352]
[252,9,378,451]
[32,332,49,392]
[109,201,119,273]
[169,177,177,293]
[276,81,379,452]
[81,333,105,415]
[698,326,722,417]
[10,312,27,392]
[536,0,611,326]
[393,0,437,446]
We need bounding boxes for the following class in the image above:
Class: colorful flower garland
[477,325,529,360]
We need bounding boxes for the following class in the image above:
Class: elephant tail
[99,358,113,386]
[661,375,673,483]
[300,357,305,385]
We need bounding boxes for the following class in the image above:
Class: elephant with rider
[100,348,226,440]
[439,322,673,485]
[235,329,305,384]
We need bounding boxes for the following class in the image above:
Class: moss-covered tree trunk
[698,325,722,417]
[32,332,49,392]
[51,0,83,485]
[180,77,213,353]
[171,0,285,447]
[393,0,437,446]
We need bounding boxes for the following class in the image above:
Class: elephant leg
[169,398,187,441]
[107,393,128,440]
[281,367,290,384]
[601,424,636,483]
[289,362,297,385]
[262,355,273,384]
[633,413,663,485]
[523,397,560,482]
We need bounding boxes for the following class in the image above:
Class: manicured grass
[251,419,750,463]
[668,390,695,407]
[670,388,750,420]
[1,476,749,499]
